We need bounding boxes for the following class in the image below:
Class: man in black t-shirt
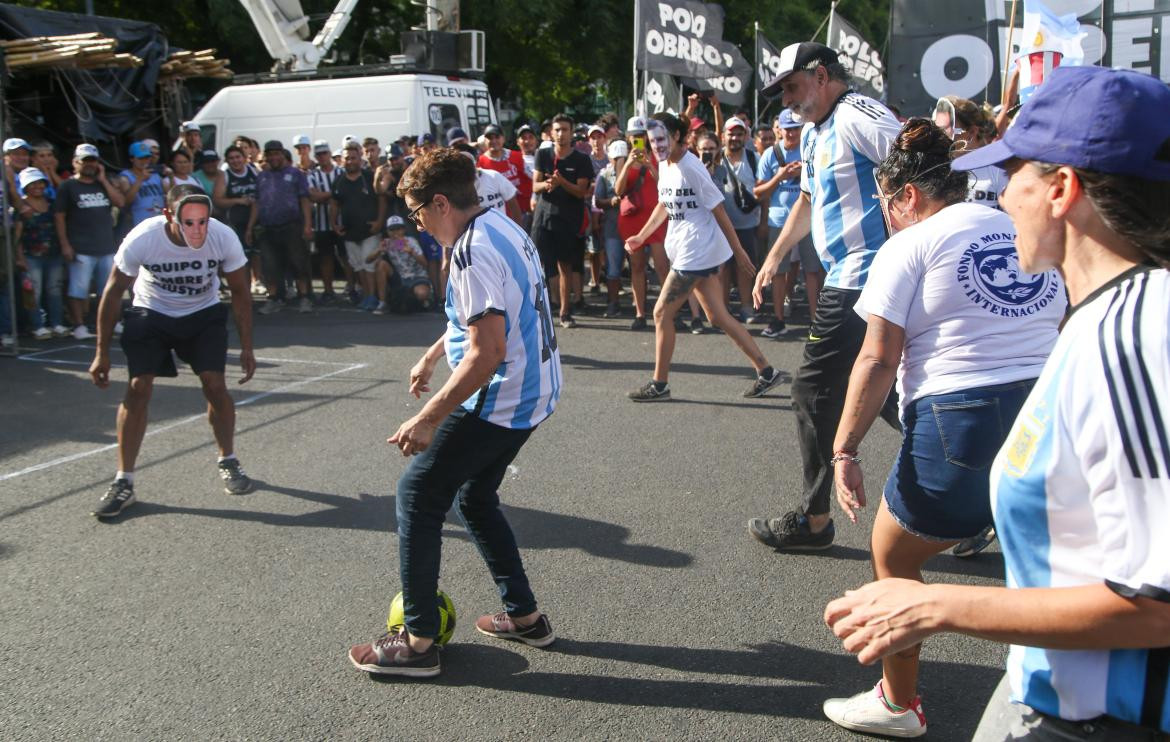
[531,113,592,328]
[55,143,125,339]
[330,144,385,310]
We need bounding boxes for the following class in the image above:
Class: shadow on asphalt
[560,353,788,381]
[775,543,1005,581]
[368,639,999,732]
[107,482,693,569]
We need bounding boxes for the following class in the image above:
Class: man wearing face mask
[88,185,256,518]
[748,42,902,552]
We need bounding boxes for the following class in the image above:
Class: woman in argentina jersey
[823,66,1170,741]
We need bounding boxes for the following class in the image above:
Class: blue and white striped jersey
[800,92,901,290]
[445,207,561,429]
[990,265,1170,732]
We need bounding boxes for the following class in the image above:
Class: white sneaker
[298,296,312,314]
[113,321,123,336]
[51,324,70,337]
[32,327,52,340]
[72,325,94,340]
[372,301,388,315]
[1,334,13,348]
[823,681,927,738]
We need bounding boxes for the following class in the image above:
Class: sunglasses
[407,198,431,227]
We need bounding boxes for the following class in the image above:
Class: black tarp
[0,3,167,141]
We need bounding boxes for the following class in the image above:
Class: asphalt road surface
[1,295,1007,740]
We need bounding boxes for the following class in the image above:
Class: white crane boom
[238,0,359,72]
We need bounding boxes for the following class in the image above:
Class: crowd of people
[6,37,1168,742]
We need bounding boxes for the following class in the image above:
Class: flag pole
[753,21,759,127]
[1003,0,1019,97]
[826,1,837,45]
[633,0,640,115]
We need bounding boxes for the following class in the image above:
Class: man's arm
[222,265,255,384]
[89,268,136,389]
[299,196,312,240]
[97,165,125,209]
[244,199,258,245]
[390,314,506,456]
[504,197,522,225]
[752,193,812,308]
[53,211,74,261]
[711,202,754,279]
[557,175,591,201]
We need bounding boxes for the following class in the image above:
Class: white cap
[332,148,343,158]
[18,167,48,189]
[587,125,605,137]
[74,143,100,160]
[312,139,330,154]
[724,116,748,131]
[343,135,359,145]
[625,116,647,134]
[385,215,405,229]
[292,134,311,147]
[3,137,30,152]
[142,138,160,150]
[181,121,200,133]
[606,140,629,159]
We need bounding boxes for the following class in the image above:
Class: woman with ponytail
[826,66,1170,741]
[821,117,1066,737]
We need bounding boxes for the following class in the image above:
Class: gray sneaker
[628,380,671,402]
[217,458,253,495]
[259,300,282,315]
[953,525,997,558]
[298,296,313,313]
[743,367,783,398]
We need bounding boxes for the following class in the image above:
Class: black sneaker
[603,302,620,318]
[628,380,671,402]
[630,316,647,331]
[674,316,688,333]
[747,510,835,550]
[218,458,254,495]
[953,525,997,558]
[348,629,441,677]
[573,298,587,314]
[559,315,577,329]
[93,479,135,518]
[475,612,556,648]
[743,367,783,398]
[762,319,788,338]
[690,317,705,335]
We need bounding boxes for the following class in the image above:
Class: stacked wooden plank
[0,33,143,71]
[159,49,232,80]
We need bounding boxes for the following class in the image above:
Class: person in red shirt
[478,124,533,230]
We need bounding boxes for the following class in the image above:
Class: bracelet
[830,453,861,466]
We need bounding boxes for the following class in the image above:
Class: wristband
[830,452,861,465]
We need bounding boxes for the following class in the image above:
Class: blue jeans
[68,253,115,300]
[396,407,538,638]
[25,255,65,329]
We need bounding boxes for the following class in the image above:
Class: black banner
[635,0,739,80]
[888,0,1170,117]
[756,31,786,95]
[642,71,683,115]
[683,40,753,106]
[828,12,885,99]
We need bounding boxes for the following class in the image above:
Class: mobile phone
[631,136,646,152]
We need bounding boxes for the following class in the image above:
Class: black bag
[725,163,758,214]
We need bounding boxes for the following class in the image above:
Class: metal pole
[633,0,640,115]
[0,49,18,356]
[753,22,759,127]
[827,1,837,45]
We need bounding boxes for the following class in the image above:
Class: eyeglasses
[407,198,431,227]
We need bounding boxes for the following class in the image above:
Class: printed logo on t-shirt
[661,186,699,220]
[78,192,111,208]
[143,258,225,296]
[968,188,1001,205]
[956,232,1060,317]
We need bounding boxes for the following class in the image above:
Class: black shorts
[532,226,585,276]
[312,231,343,268]
[120,303,229,379]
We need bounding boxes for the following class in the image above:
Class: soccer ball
[387,589,456,645]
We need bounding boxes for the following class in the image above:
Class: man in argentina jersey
[823,67,1170,740]
[748,42,902,552]
[349,149,561,678]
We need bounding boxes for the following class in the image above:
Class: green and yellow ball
[387,589,456,645]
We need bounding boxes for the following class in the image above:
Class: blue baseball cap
[952,66,1170,181]
[128,141,151,159]
[775,108,803,129]
[446,126,468,144]
[417,132,435,146]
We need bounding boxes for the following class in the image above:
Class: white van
[189,72,496,152]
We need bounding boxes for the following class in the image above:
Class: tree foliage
[8,0,889,116]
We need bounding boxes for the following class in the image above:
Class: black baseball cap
[761,42,841,98]
[263,139,284,153]
[483,124,503,137]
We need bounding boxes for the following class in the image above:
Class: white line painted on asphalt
[18,345,357,367]
[0,362,368,482]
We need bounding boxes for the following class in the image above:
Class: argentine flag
[1017,0,1086,102]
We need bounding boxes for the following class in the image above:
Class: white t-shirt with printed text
[476,168,517,212]
[114,215,248,318]
[855,202,1065,415]
[657,150,731,272]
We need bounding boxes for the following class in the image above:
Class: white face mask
[646,122,671,162]
[168,195,212,249]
